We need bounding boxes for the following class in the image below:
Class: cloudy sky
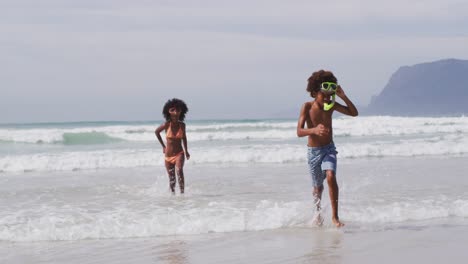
[1,0,468,123]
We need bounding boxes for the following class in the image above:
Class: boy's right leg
[312,186,324,226]
[308,147,326,225]
[312,186,324,211]
[308,149,324,210]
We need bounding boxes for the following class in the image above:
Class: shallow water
[2,117,468,262]
[1,156,467,243]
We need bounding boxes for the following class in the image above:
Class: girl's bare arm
[181,123,190,159]
[155,122,167,152]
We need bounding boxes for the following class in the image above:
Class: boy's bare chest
[308,108,332,128]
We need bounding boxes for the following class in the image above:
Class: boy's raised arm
[334,86,359,117]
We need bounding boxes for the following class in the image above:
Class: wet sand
[2,221,468,264]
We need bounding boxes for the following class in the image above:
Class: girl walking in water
[155,98,190,194]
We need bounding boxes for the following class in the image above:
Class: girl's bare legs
[165,161,176,194]
[175,155,185,194]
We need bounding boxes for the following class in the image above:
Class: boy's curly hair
[162,98,189,121]
[306,70,338,97]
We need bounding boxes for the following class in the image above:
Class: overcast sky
[1,0,468,123]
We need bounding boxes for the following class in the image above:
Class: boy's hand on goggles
[335,85,346,98]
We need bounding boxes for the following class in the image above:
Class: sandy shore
[2,220,468,264]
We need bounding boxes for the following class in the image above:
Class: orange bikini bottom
[165,151,184,165]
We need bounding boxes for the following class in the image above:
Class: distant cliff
[366,59,468,116]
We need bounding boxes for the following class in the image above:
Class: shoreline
[2,219,468,264]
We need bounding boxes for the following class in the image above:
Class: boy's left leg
[312,185,324,211]
[326,170,344,227]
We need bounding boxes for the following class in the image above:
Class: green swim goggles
[320,82,337,111]
[320,82,338,93]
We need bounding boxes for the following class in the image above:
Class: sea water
[1,116,468,244]
[2,116,467,172]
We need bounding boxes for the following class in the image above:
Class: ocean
[1,116,468,263]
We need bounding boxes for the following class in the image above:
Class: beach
[3,0,468,262]
[1,117,468,263]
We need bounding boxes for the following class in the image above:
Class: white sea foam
[1,117,467,172]
[334,116,468,137]
[0,149,161,172]
[0,200,311,241]
[1,197,467,242]
[345,197,468,223]
[1,132,467,172]
[1,116,467,144]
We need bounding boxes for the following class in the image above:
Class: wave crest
[62,132,122,145]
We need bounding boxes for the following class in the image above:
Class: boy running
[297,70,358,227]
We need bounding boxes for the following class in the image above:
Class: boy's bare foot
[312,212,324,226]
[332,218,345,227]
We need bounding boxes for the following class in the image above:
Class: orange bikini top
[166,123,184,139]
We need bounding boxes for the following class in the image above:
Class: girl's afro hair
[162,98,189,121]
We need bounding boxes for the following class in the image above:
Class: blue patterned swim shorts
[307,142,338,187]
